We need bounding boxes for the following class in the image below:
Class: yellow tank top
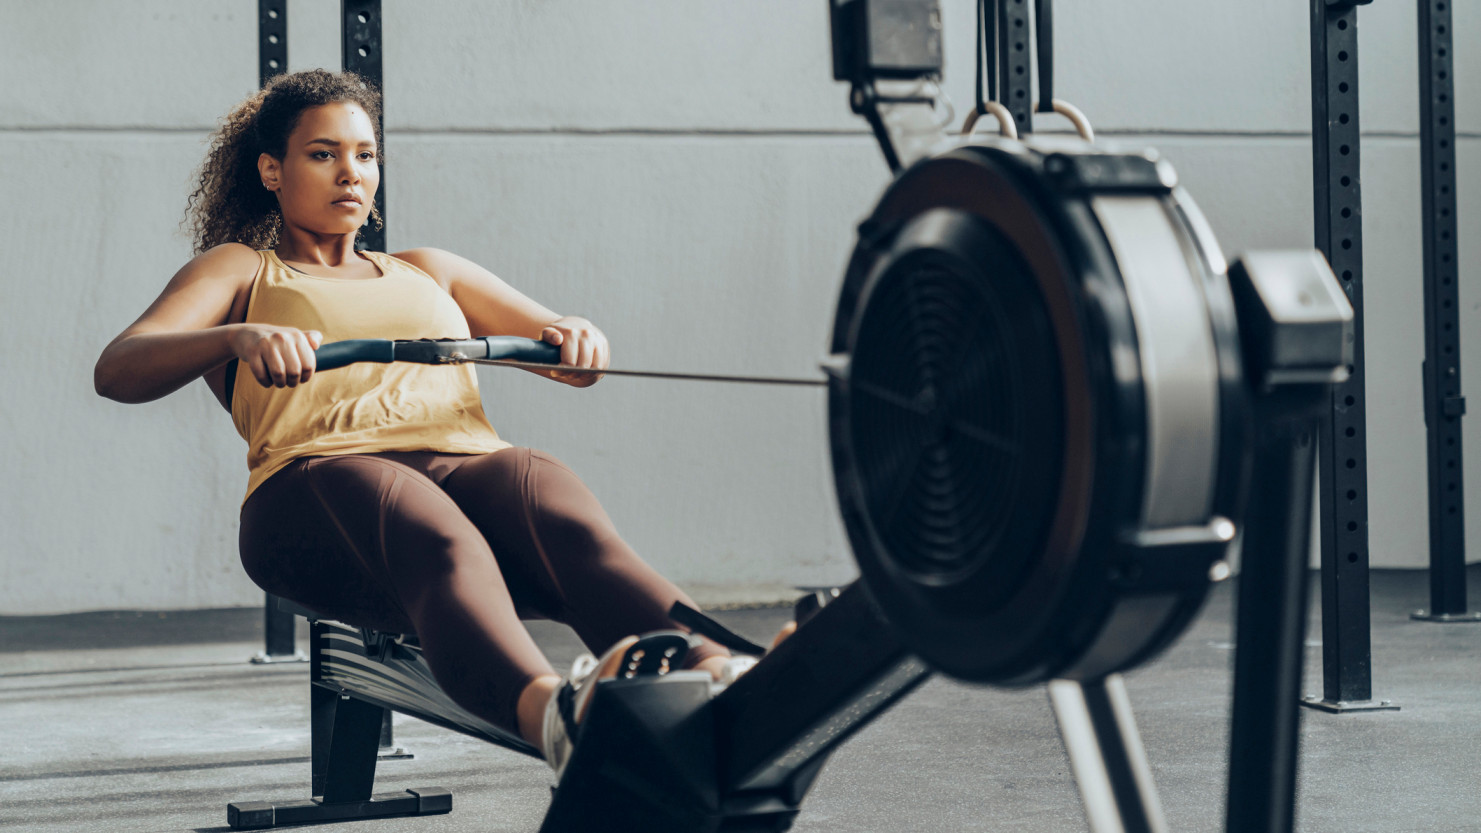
[232,250,511,500]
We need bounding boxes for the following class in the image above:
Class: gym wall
[0,0,1476,614]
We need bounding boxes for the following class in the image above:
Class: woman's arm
[94,244,321,403]
[394,247,609,387]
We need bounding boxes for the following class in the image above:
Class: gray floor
[2,568,1478,833]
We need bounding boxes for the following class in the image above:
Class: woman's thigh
[435,448,728,666]
[239,454,494,633]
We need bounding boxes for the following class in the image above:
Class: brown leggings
[238,447,728,737]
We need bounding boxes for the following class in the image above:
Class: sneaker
[541,631,692,778]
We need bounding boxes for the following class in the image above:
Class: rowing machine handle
[314,336,562,371]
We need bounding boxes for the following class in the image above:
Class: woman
[93,69,785,775]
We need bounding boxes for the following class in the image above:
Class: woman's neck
[274,228,365,268]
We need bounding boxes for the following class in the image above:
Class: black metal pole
[340,1,407,758]
[253,0,304,667]
[1411,0,1476,623]
[999,0,1033,134]
[1225,391,1325,833]
[1304,0,1393,713]
[342,0,386,253]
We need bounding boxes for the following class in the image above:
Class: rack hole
[1440,116,1449,126]
[1338,19,1348,30]
[358,12,370,23]
[1341,176,1352,187]
[1346,458,1357,469]
[1347,489,1358,500]
[1339,113,1350,124]
[358,46,370,57]
[1347,552,1359,563]
[1339,145,1350,156]
[268,8,279,18]
[1341,207,1352,218]
[268,34,279,44]
[1016,41,1026,51]
[268,59,280,69]
[1338,50,1349,62]
[1345,396,1356,406]
[1341,238,1352,250]
[1339,82,1350,93]
[1342,269,1352,280]
[1438,25,1446,35]
[1346,520,1358,531]
[1345,427,1356,438]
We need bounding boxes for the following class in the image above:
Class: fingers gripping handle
[313,336,561,371]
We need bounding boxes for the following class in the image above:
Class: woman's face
[261,101,380,238]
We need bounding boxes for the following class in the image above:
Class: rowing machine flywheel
[828,141,1250,684]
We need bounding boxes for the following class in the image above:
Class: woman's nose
[337,160,360,185]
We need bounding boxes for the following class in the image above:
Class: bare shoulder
[173,242,262,290]
[390,247,463,291]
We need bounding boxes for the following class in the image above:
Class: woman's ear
[258,153,282,192]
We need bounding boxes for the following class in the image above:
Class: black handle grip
[480,336,562,364]
[313,336,562,371]
[315,339,395,370]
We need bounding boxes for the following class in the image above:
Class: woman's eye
[312,151,333,160]
[359,152,376,161]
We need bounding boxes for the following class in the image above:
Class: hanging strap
[1035,0,1054,113]
[975,0,1000,115]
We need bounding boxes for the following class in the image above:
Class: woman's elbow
[93,348,144,403]
[93,356,127,402]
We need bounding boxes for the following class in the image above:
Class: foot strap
[668,602,768,657]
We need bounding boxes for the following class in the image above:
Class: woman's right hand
[229,324,324,388]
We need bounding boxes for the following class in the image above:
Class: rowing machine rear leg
[227,688,451,829]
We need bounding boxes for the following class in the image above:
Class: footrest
[228,787,452,829]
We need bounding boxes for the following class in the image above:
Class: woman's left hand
[540,316,608,387]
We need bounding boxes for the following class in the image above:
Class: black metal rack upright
[998,0,1033,135]
[343,0,386,253]
[1303,0,1395,713]
[1410,0,1475,624]
[254,0,303,667]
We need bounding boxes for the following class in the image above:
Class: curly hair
[185,69,384,254]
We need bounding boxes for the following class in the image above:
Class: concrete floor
[2,568,1478,833]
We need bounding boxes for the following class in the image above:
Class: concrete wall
[1,0,1476,614]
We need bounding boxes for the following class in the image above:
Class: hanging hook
[961,101,1020,140]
